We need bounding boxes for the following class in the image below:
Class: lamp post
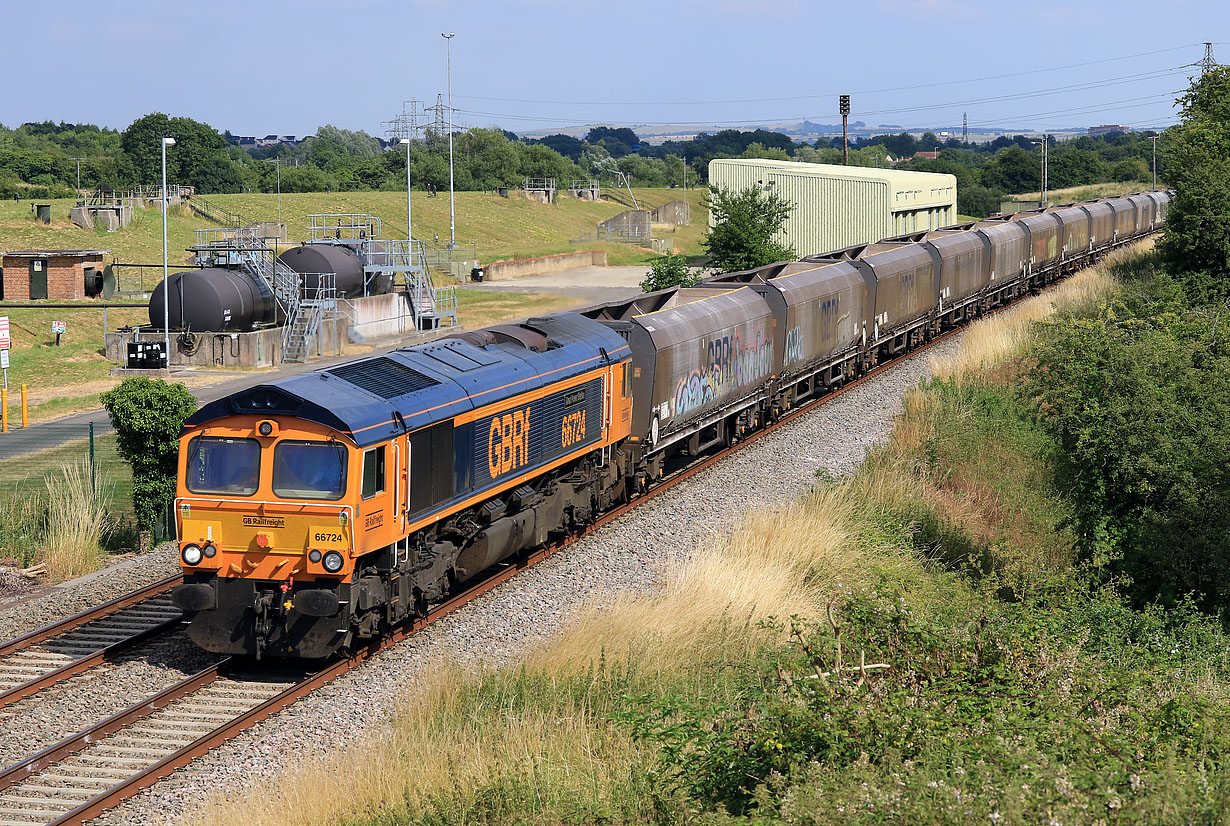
[1151,133,1159,189]
[441,32,456,248]
[1042,133,1049,207]
[265,157,282,222]
[400,138,414,257]
[161,136,176,369]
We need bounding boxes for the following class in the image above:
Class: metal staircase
[223,226,335,363]
[281,273,334,363]
[188,196,246,228]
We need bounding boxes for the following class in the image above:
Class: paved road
[0,343,414,459]
[466,264,648,306]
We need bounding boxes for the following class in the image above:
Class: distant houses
[226,134,310,149]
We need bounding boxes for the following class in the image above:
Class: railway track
[0,253,1130,824]
[0,577,182,711]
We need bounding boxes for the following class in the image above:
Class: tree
[702,185,795,272]
[1111,158,1150,183]
[1027,278,1230,612]
[1158,66,1230,301]
[120,113,236,190]
[877,132,918,159]
[741,142,790,161]
[957,185,1004,219]
[100,378,198,535]
[640,252,697,292]
[979,146,1042,193]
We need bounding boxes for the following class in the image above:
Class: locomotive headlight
[182,544,204,566]
[308,549,322,563]
[259,421,274,436]
[322,550,345,573]
[203,543,217,558]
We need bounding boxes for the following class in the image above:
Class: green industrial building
[708,159,958,257]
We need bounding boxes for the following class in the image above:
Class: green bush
[621,579,1230,822]
[100,378,197,535]
[702,185,795,272]
[640,252,697,293]
[1025,272,1230,613]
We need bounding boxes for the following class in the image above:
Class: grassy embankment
[0,188,696,421]
[200,238,1230,825]
[1011,180,1156,204]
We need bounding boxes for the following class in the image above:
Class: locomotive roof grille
[328,357,441,399]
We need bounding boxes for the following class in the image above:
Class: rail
[307,213,381,242]
[187,196,246,228]
[0,236,1151,823]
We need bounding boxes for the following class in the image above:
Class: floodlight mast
[161,136,176,369]
[442,32,456,249]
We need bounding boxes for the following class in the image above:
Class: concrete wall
[482,251,607,281]
[349,292,417,342]
[0,254,104,300]
[104,293,455,368]
[599,210,651,233]
[649,200,689,225]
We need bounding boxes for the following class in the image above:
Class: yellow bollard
[20,384,28,428]
[1,387,7,433]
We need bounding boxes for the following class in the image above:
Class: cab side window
[361,446,386,500]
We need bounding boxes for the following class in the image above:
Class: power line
[457,67,1187,130]
[454,43,1201,107]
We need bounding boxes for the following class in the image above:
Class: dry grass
[534,488,920,674]
[198,487,923,826]
[40,460,107,581]
[195,247,1150,826]
[930,239,1150,385]
[1013,181,1156,203]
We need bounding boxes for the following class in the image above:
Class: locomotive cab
[172,414,387,659]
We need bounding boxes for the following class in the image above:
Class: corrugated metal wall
[710,160,957,258]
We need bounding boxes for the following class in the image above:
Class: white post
[442,32,456,249]
[1042,134,1048,208]
[161,136,176,369]
[1152,134,1159,190]
[401,138,414,263]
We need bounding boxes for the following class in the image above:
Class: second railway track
[0,578,183,711]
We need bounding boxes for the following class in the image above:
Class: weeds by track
[0,241,1148,825]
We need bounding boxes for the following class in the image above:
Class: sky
[0,0,1220,139]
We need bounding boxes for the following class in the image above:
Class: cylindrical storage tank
[149,269,275,332]
[277,244,368,298]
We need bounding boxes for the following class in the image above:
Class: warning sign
[0,316,9,349]
[51,320,66,335]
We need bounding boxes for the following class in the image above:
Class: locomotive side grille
[329,357,441,399]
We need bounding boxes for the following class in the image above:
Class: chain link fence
[0,423,150,564]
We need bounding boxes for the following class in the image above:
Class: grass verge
[200,242,1230,826]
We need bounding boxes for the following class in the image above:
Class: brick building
[0,249,110,300]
